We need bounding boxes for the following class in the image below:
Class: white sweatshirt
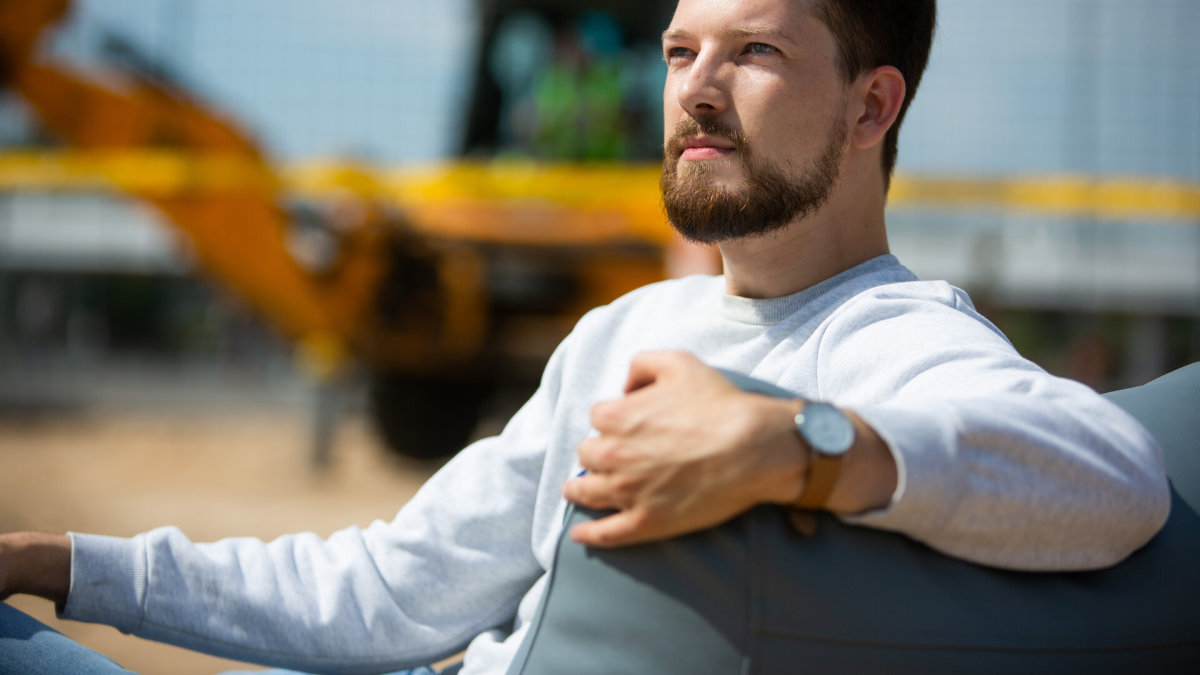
[61,255,1169,674]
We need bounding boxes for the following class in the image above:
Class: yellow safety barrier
[889,174,1200,222]
[1,151,1197,224]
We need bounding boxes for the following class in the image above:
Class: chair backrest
[507,364,1200,675]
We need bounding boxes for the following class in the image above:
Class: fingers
[591,350,722,435]
[561,472,625,511]
[623,350,702,393]
[576,434,624,473]
[588,399,627,437]
[567,351,741,549]
[568,510,655,548]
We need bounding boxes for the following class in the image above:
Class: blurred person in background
[0,1,1169,673]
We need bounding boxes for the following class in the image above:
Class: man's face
[660,0,850,243]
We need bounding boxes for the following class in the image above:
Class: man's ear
[849,65,906,150]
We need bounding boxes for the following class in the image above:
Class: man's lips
[679,135,736,161]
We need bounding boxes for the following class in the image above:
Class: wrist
[823,412,898,514]
[756,398,811,506]
[781,404,897,515]
[790,400,855,511]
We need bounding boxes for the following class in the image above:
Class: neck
[718,163,890,299]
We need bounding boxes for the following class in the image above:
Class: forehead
[665,0,819,41]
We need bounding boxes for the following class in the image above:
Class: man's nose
[675,52,729,116]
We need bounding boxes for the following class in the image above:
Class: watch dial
[803,403,854,455]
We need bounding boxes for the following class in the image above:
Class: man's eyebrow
[661,28,693,43]
[661,26,799,45]
[727,26,798,44]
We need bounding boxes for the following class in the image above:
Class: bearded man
[0,1,1169,674]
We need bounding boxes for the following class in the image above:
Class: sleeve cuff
[838,403,966,534]
[59,532,149,634]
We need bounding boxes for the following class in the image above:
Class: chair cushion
[507,364,1200,674]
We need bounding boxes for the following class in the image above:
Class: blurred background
[0,0,1197,672]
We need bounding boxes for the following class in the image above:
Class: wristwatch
[792,401,855,509]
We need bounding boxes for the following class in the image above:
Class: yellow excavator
[0,0,690,458]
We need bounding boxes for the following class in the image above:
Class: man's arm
[0,531,71,606]
[562,351,896,548]
[563,345,1170,571]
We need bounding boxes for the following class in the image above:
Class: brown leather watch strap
[794,443,844,510]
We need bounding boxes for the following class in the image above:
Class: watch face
[798,402,854,456]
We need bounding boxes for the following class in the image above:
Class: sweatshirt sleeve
[58,352,570,674]
[823,284,1170,571]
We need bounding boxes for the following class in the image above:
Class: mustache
[666,116,750,156]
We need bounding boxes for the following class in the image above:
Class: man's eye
[745,42,780,55]
[665,46,694,61]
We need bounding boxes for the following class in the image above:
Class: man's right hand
[0,532,71,606]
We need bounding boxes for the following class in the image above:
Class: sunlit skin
[662,0,846,199]
[564,0,905,548]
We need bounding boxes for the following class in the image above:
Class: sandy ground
[0,372,453,674]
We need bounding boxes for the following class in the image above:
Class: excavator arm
[0,0,429,375]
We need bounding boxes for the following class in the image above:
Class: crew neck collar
[719,255,899,326]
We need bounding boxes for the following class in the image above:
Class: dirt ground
[0,374,452,674]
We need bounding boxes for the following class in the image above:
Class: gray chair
[508,363,1200,674]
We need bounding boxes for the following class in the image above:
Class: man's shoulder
[782,257,975,326]
[851,277,969,306]
[853,277,988,318]
[827,257,973,313]
[827,275,1009,346]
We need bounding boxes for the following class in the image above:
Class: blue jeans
[0,601,134,673]
[1,602,446,674]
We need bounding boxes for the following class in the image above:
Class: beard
[660,114,847,244]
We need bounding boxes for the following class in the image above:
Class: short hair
[812,0,937,189]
